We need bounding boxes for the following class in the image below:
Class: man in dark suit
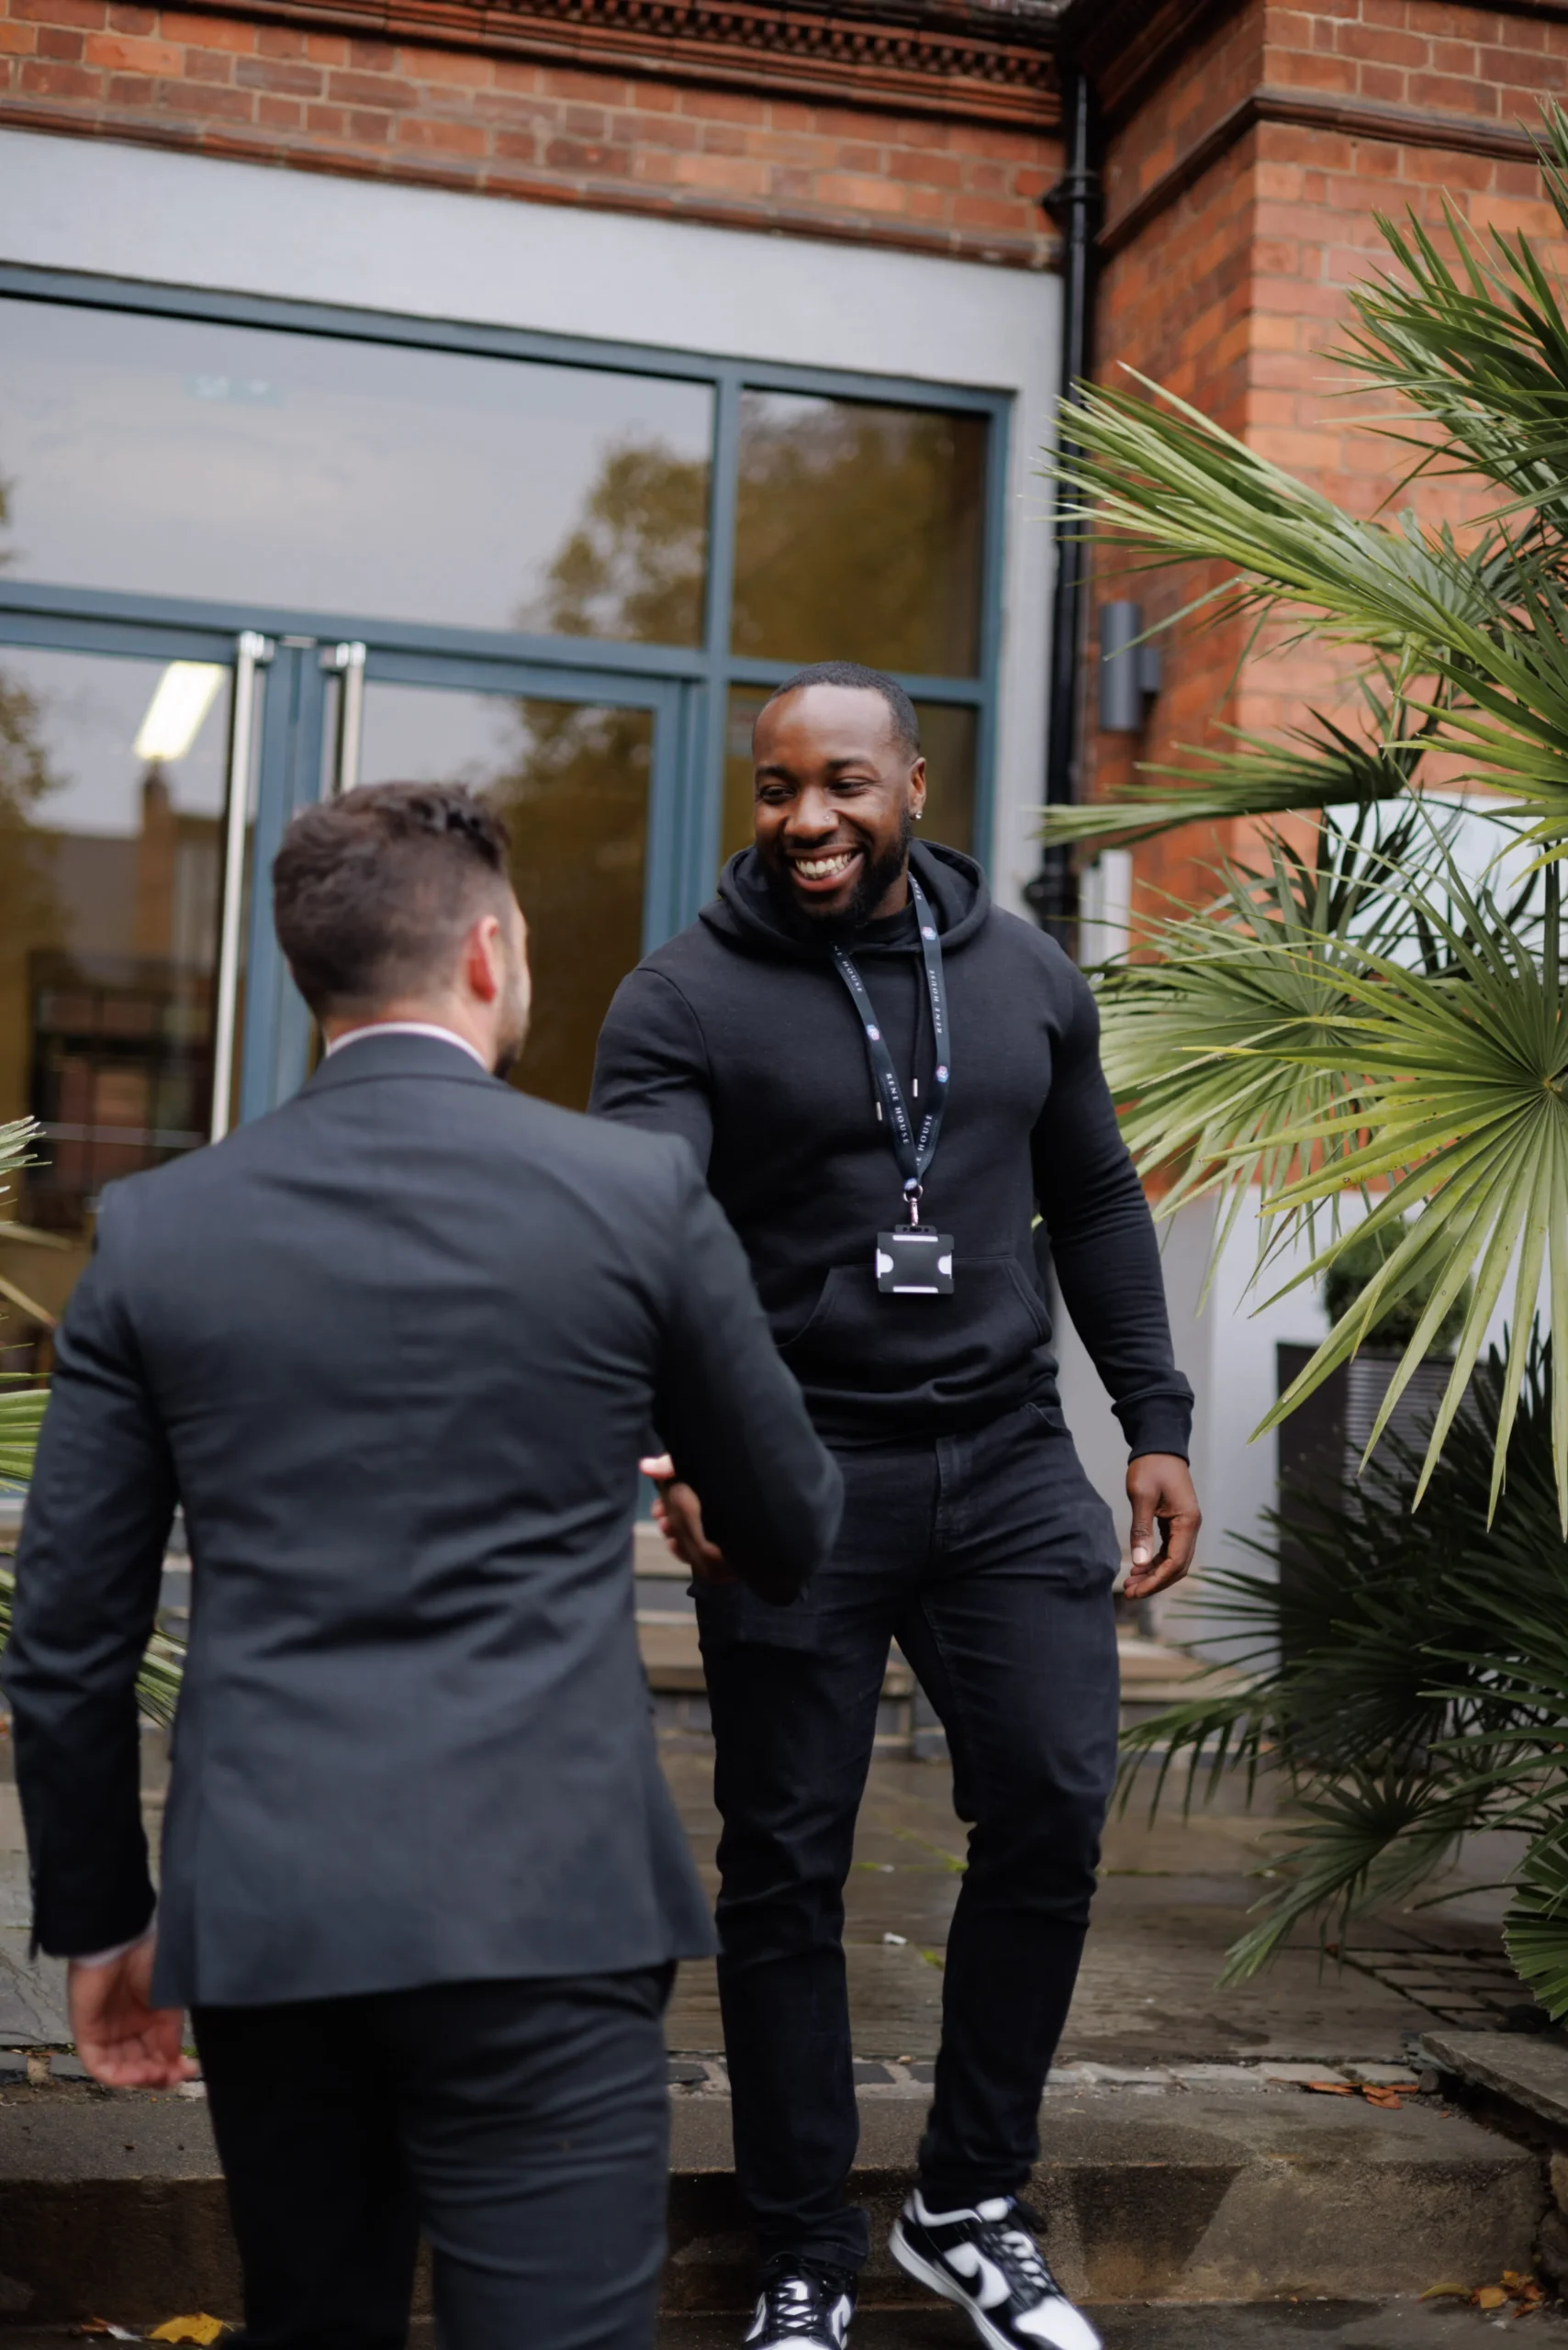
[4,782,841,2350]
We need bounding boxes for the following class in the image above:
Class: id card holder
[876,1226,955,1296]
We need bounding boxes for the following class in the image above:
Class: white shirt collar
[324,1021,491,1072]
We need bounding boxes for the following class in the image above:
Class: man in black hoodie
[590,663,1199,2350]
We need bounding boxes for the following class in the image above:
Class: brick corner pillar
[1063,0,1568,929]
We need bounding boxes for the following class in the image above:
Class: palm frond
[1218,1772,1463,1984]
[1041,679,1439,849]
[0,1380,47,1484]
[1123,1345,1568,2007]
[1506,1827,1568,2020]
[0,1115,185,1726]
[1235,855,1568,1519]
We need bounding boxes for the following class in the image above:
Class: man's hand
[1125,1453,1201,1602]
[68,1936,196,2090]
[640,1454,739,1585]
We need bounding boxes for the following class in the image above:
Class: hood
[701,839,991,962]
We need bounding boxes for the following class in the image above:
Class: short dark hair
[273,782,513,1019]
[758,662,921,759]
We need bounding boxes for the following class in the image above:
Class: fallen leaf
[74,2325,139,2341]
[148,2319,226,2344]
[1363,2086,1407,2109]
[1477,2287,1509,2311]
[1303,2080,1355,2096]
[1420,2284,1471,2300]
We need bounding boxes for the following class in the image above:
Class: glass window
[0,300,712,643]
[722,688,975,867]
[356,685,651,1112]
[730,393,987,677]
[0,643,235,1350]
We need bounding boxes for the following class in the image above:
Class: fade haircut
[758,662,921,760]
[273,782,514,1019]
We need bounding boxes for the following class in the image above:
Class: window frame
[0,262,1012,907]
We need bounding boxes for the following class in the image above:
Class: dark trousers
[697,1401,1120,2273]
[192,1965,674,2350]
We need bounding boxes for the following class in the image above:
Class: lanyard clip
[905,1183,923,1227]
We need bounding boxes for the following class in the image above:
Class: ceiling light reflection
[134,663,226,765]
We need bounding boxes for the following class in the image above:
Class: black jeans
[696,1401,1120,2273]
[192,1965,674,2350]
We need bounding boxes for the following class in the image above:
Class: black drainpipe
[1025,65,1102,949]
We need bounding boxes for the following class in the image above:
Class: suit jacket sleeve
[653,1143,841,1603]
[3,1191,175,1958]
[590,968,715,1172]
[1030,958,1194,1462]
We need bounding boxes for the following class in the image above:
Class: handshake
[640,1453,802,1605]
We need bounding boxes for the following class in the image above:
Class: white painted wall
[0,126,1060,915]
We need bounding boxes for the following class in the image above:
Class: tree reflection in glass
[356,683,650,1117]
[732,394,987,677]
[524,439,709,649]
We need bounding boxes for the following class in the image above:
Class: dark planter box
[1274,1345,1455,1643]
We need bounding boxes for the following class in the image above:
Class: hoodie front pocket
[778,1256,1052,1410]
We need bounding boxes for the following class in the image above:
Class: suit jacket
[4,1032,842,2009]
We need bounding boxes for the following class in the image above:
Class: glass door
[0,617,690,1360]
[0,628,260,1357]
[333,655,687,1115]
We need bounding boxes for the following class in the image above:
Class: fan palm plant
[1044,107,1568,1998]
[1046,103,1568,1525]
[0,1117,182,1726]
[1125,1341,1568,2009]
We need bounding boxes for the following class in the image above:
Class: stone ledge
[0,2081,1540,2322]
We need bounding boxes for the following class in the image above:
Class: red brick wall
[1268,0,1568,135]
[0,0,1060,264]
[1081,0,1568,925]
[1089,9,1265,918]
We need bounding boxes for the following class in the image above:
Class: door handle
[328,642,366,796]
[209,630,274,1146]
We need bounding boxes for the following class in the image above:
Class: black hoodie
[590,840,1193,1455]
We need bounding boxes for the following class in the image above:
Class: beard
[762,809,913,944]
[490,952,532,1080]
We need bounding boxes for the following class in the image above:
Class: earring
[913,808,924,822]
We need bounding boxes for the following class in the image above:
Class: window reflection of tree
[733,397,986,677]
[522,439,709,649]
[465,397,988,1110]
[482,438,702,1112]
[483,699,651,1113]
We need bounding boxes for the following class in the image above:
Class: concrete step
[663,2087,1542,2314]
[5,2306,1565,2350]
[0,2078,1541,2326]
[659,2306,1568,2348]
[636,1610,1230,1728]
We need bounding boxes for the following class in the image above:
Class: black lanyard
[832,875,951,1225]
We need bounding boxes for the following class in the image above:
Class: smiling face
[751,683,926,934]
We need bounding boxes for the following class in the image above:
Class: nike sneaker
[743,2255,857,2348]
[890,2189,1101,2350]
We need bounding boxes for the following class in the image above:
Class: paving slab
[0,1737,1520,2065]
[1419,2031,1568,2132]
[660,1751,1515,2066]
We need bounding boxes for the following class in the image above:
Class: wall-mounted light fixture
[1099,601,1162,733]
